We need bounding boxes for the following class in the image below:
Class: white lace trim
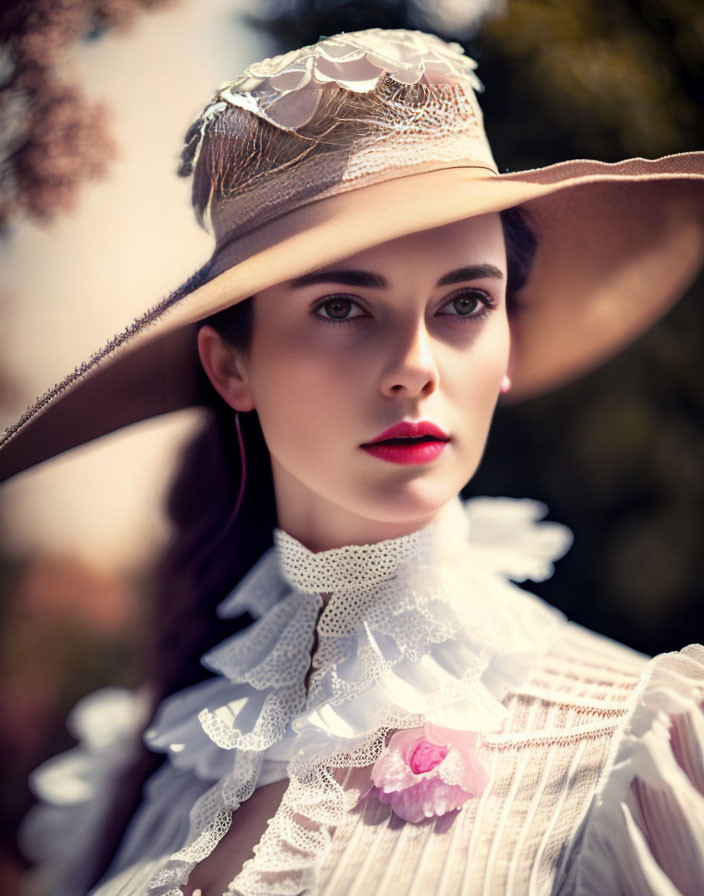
[139,495,571,894]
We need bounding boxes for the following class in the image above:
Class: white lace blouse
[19,496,704,896]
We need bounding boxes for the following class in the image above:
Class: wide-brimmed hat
[1,28,703,483]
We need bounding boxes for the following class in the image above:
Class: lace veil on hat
[1,28,703,482]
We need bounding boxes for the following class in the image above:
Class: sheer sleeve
[556,644,704,896]
[19,687,149,896]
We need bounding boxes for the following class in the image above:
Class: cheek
[246,334,359,450]
[456,317,509,378]
[447,323,509,428]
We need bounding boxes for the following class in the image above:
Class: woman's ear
[197,325,255,411]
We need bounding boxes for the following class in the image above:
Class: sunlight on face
[239,214,510,547]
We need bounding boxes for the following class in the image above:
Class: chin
[355,479,463,525]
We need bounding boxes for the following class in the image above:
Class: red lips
[364,421,450,445]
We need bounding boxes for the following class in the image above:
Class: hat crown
[182,29,497,243]
[180,28,484,176]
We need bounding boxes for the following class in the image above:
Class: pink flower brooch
[370,724,489,823]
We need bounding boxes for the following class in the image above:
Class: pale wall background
[0,0,269,570]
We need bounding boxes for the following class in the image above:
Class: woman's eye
[313,296,366,324]
[312,290,495,326]
[438,290,493,319]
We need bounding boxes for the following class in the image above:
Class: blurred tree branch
[0,0,178,234]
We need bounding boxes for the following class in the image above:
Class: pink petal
[387,727,426,764]
[409,740,448,774]
[269,66,311,91]
[375,775,474,823]
[372,747,419,792]
[264,87,322,130]
[424,724,477,751]
[386,62,424,85]
[438,747,489,797]
[424,726,489,791]
[314,55,382,86]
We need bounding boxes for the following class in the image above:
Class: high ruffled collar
[274,496,467,595]
[144,495,573,895]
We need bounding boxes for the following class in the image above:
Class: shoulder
[555,643,704,895]
[509,620,650,716]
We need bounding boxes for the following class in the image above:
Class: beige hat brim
[1,154,703,483]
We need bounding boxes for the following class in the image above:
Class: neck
[271,459,448,552]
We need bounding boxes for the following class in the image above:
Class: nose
[379,317,439,399]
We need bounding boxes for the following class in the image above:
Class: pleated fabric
[21,627,704,895]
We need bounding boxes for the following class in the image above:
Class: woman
[6,28,704,896]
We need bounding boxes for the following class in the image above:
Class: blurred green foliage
[477,0,703,163]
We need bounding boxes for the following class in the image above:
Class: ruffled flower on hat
[181,28,482,173]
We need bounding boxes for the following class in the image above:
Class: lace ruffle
[141,496,570,894]
[18,496,572,896]
[464,496,574,583]
[19,688,149,896]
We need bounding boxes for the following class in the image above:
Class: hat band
[207,81,498,241]
[208,158,499,279]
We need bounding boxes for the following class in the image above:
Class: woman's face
[215,213,510,547]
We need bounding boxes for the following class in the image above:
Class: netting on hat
[177,30,497,242]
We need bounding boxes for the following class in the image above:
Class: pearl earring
[500,375,512,394]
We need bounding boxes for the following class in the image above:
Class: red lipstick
[361,421,450,465]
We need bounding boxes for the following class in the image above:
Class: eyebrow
[289,264,504,290]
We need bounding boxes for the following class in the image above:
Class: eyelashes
[312,290,498,327]
[313,295,367,325]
